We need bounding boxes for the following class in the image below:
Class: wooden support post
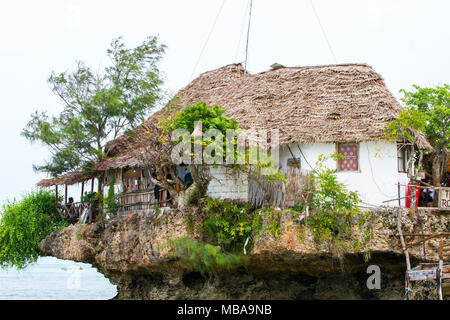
[119,168,124,192]
[286,145,299,166]
[81,181,85,203]
[65,184,68,205]
[438,239,444,300]
[397,207,412,300]
[91,178,95,192]
[397,208,411,271]
[397,183,401,207]
[55,185,59,208]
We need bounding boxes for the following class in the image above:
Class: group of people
[418,188,435,207]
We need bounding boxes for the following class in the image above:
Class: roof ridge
[194,62,373,79]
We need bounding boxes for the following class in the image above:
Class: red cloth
[405,183,420,208]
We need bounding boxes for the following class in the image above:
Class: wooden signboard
[439,188,450,210]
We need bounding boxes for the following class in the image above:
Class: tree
[0,190,66,269]
[385,85,449,186]
[151,101,286,208]
[152,102,240,208]
[22,36,166,177]
[304,154,361,245]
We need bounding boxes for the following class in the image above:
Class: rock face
[40,208,449,299]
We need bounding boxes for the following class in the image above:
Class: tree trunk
[175,164,210,210]
[431,150,448,187]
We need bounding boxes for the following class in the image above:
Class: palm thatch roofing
[39,62,433,182]
[37,169,95,187]
[95,62,432,172]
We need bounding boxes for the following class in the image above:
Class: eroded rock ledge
[40,208,448,299]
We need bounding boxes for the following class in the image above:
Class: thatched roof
[37,169,95,187]
[96,116,167,171]
[95,62,432,171]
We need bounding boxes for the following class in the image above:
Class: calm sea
[0,256,117,300]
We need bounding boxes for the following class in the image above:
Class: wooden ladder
[397,208,450,300]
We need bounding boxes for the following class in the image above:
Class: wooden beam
[403,233,450,237]
[81,181,85,203]
[55,185,59,208]
[397,208,411,271]
[65,184,68,205]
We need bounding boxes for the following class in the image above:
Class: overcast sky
[0,0,449,205]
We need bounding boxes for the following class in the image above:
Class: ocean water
[0,257,117,300]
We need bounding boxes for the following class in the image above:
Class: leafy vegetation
[201,198,261,253]
[104,178,119,218]
[164,102,286,185]
[22,36,166,177]
[167,197,287,276]
[303,154,364,248]
[169,237,245,276]
[0,190,67,269]
[81,191,102,221]
[167,101,239,135]
[258,207,283,241]
[384,84,449,186]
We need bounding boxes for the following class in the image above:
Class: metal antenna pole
[244,0,253,77]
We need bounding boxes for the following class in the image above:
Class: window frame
[336,142,360,173]
[397,143,412,173]
[287,157,301,169]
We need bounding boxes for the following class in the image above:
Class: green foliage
[398,85,450,151]
[168,101,239,134]
[170,237,246,276]
[305,154,361,244]
[154,206,162,217]
[384,84,449,184]
[82,190,103,221]
[244,149,288,184]
[184,214,195,233]
[22,36,166,177]
[258,207,283,241]
[384,108,427,144]
[0,190,67,269]
[352,211,373,261]
[292,203,305,216]
[166,102,286,182]
[163,102,240,165]
[186,188,201,205]
[104,178,119,218]
[82,191,100,209]
[201,198,261,253]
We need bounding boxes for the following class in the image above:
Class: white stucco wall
[207,166,248,200]
[279,141,405,206]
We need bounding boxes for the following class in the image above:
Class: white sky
[0,0,449,205]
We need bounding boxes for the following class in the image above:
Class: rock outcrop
[40,208,448,299]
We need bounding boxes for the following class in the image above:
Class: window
[338,143,359,172]
[287,157,301,168]
[397,144,412,173]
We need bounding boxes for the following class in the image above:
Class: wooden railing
[57,202,92,224]
[383,185,450,210]
[118,189,171,212]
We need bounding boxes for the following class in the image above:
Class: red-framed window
[338,143,359,172]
